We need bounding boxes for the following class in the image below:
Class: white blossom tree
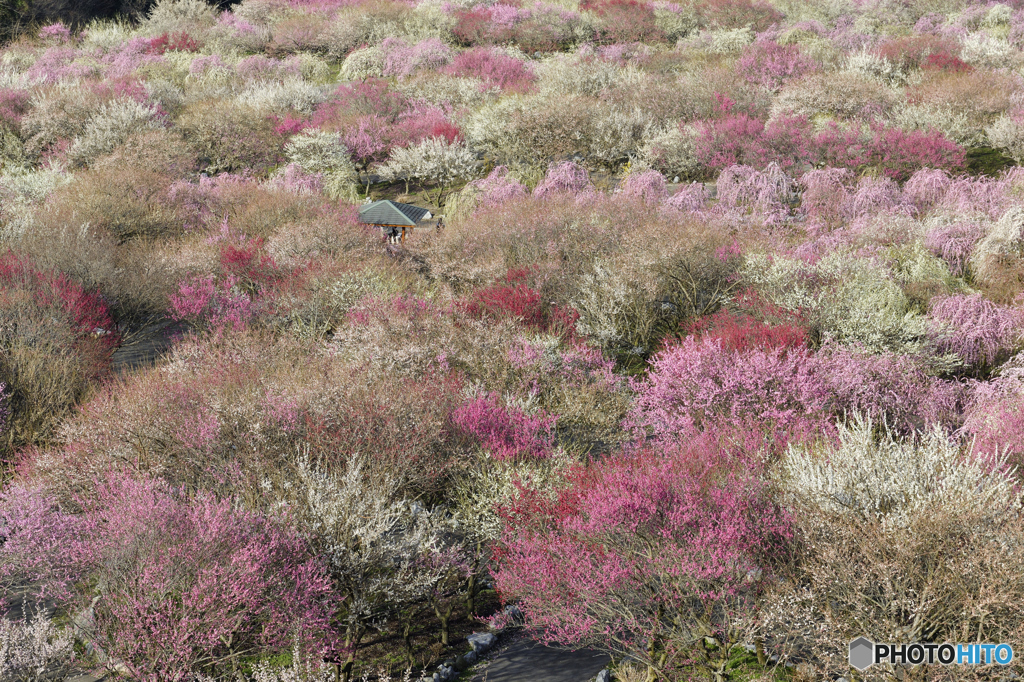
[289,455,457,681]
[377,137,480,206]
[284,129,358,201]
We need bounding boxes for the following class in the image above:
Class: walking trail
[470,630,610,682]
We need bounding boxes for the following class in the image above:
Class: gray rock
[596,669,612,682]
[432,674,441,682]
[502,604,524,624]
[463,650,478,665]
[468,631,497,653]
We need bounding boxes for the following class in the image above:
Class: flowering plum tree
[0,476,336,681]
[494,441,792,681]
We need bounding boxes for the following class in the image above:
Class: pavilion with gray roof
[358,200,432,244]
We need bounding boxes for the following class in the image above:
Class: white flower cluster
[378,137,481,191]
[780,416,1020,526]
[292,455,456,627]
[69,98,160,167]
[0,615,76,682]
[284,129,358,200]
[236,79,329,115]
[986,114,1024,165]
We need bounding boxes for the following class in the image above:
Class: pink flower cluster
[629,336,965,446]
[169,274,257,332]
[452,392,556,460]
[929,294,1024,369]
[444,47,537,92]
[494,438,791,656]
[0,476,336,680]
[694,115,965,180]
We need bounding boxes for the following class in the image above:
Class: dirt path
[110,319,185,373]
[470,631,610,682]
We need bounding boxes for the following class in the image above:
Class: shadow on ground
[110,319,187,373]
[471,634,610,682]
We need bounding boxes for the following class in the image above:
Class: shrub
[962,359,1024,469]
[865,125,966,182]
[506,337,630,447]
[465,269,548,331]
[736,41,816,91]
[903,167,952,212]
[379,137,480,205]
[444,47,535,93]
[0,475,336,681]
[42,158,182,243]
[662,182,711,214]
[452,392,556,461]
[987,111,1024,165]
[380,37,453,79]
[464,94,594,169]
[628,335,828,443]
[683,308,809,354]
[782,416,1015,524]
[177,101,285,175]
[68,98,160,167]
[533,161,592,198]
[764,495,1024,677]
[715,163,794,225]
[0,89,30,132]
[170,273,258,332]
[929,293,1023,370]
[29,328,466,501]
[146,30,200,54]
[285,455,460,676]
[284,128,357,200]
[494,441,791,680]
[620,169,667,204]
[466,165,527,208]
[764,419,1024,677]
[798,167,854,230]
[924,220,985,277]
[695,0,783,31]
[0,616,75,682]
[582,0,663,44]
[0,252,117,451]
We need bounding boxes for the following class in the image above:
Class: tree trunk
[433,602,453,647]
[755,637,767,667]
[402,618,416,670]
[465,573,477,619]
[340,628,364,682]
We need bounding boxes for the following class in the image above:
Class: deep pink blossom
[453,393,556,460]
[493,439,791,666]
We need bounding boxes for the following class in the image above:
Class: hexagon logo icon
[849,637,875,671]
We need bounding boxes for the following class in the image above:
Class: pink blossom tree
[0,476,337,681]
[493,441,792,680]
[621,170,668,203]
[452,393,556,460]
[929,293,1024,370]
[533,161,593,198]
